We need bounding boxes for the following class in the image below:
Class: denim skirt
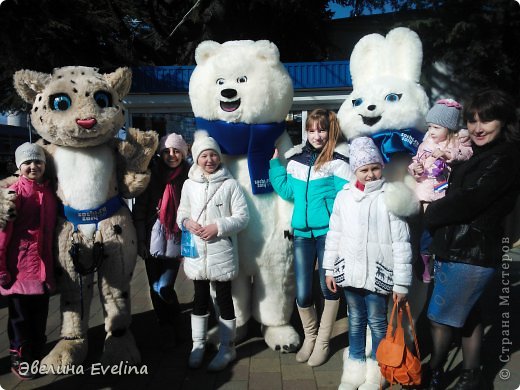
[427,260,495,327]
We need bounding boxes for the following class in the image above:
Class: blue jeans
[293,235,339,308]
[344,287,388,361]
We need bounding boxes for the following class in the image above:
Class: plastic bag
[181,226,198,258]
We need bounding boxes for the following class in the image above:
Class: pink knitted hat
[158,133,188,158]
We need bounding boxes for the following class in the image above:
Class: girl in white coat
[177,132,249,371]
[323,137,412,390]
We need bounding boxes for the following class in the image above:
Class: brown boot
[295,305,318,363]
[308,299,340,367]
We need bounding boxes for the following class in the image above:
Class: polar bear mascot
[6,66,158,369]
[338,27,429,218]
[189,40,300,352]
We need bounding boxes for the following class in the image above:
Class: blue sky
[328,1,397,18]
[328,2,351,19]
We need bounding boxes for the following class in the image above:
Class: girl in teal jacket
[269,109,351,367]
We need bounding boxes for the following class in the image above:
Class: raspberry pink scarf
[158,162,188,239]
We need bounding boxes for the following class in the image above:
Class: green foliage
[0,0,333,112]
[337,0,520,101]
[1,0,518,112]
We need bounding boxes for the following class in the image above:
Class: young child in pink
[408,99,472,282]
[0,143,58,380]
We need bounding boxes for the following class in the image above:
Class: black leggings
[192,280,235,320]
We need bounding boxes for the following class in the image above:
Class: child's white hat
[15,142,46,168]
[350,137,384,172]
[191,131,222,162]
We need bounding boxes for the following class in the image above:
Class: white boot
[207,317,236,371]
[189,313,209,369]
[359,358,384,390]
[338,357,367,390]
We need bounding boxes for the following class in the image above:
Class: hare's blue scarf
[195,118,285,194]
[370,128,424,163]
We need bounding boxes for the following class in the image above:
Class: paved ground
[0,249,518,390]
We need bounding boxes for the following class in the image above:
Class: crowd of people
[1,89,519,389]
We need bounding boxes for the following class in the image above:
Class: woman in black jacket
[133,133,190,346]
[423,89,520,390]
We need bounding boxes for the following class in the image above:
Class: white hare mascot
[336,28,428,390]
[338,27,429,218]
[189,40,300,352]
[10,66,158,369]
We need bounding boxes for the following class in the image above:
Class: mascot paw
[41,338,88,370]
[0,188,17,229]
[100,330,141,365]
[119,128,158,172]
[262,324,300,353]
[384,181,420,218]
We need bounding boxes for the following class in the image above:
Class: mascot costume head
[189,40,300,351]
[9,66,158,369]
[337,27,428,216]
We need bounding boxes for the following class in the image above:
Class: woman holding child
[423,89,520,390]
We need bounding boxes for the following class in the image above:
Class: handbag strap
[404,302,421,360]
[195,181,224,223]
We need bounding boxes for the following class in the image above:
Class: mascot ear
[349,33,386,86]
[254,40,280,65]
[385,27,423,83]
[13,69,51,103]
[104,67,132,98]
[195,41,221,65]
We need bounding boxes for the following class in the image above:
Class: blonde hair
[306,109,343,170]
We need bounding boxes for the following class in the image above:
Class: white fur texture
[190,40,293,124]
[338,27,428,141]
[54,145,114,210]
[339,358,367,390]
[337,27,427,216]
[190,40,299,351]
[384,181,420,217]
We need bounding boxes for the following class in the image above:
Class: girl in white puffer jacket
[177,132,249,372]
[323,137,412,390]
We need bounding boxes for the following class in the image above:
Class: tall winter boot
[308,299,339,367]
[295,304,318,363]
[189,313,209,369]
[421,254,432,283]
[339,356,367,390]
[207,317,236,371]
[359,358,385,390]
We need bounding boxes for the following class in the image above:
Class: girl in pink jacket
[0,143,58,380]
[408,100,472,283]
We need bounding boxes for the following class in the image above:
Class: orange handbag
[376,301,422,386]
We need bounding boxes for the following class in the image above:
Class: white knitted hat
[191,131,222,162]
[158,133,188,157]
[425,99,462,131]
[350,137,384,172]
[15,142,46,168]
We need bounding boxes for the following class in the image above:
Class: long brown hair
[306,109,343,170]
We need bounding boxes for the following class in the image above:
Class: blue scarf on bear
[370,128,424,163]
[195,117,286,194]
